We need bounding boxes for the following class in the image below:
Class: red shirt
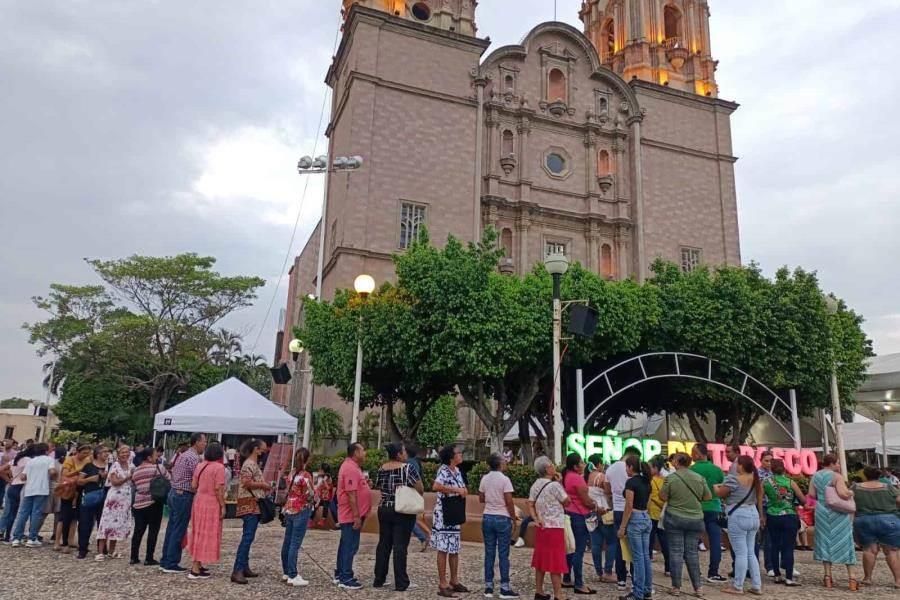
[283,470,314,515]
[337,458,371,524]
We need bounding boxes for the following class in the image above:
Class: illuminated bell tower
[580,0,718,97]
[341,0,477,36]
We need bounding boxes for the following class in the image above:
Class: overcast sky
[2,0,899,401]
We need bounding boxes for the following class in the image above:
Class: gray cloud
[2,0,897,402]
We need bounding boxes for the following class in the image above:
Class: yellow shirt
[648,475,665,520]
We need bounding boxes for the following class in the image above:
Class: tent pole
[152,430,157,447]
[881,418,888,468]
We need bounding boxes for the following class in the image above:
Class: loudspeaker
[270,363,292,385]
[568,305,598,337]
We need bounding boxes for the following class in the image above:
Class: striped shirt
[133,463,168,509]
[171,448,201,492]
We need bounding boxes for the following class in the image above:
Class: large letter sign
[567,431,661,464]
[568,432,817,475]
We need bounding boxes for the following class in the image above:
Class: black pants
[374,505,415,590]
[78,502,103,555]
[767,514,798,579]
[59,498,78,547]
[132,502,164,562]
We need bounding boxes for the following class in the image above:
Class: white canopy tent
[850,352,900,467]
[153,377,298,438]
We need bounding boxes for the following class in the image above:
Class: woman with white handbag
[373,442,424,591]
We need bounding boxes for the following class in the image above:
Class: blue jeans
[234,514,260,574]
[702,510,723,576]
[12,494,46,541]
[0,484,23,540]
[281,508,311,578]
[565,512,590,588]
[651,518,670,572]
[159,490,194,569]
[590,520,617,576]
[412,521,427,543]
[727,506,761,591]
[335,521,363,584]
[627,512,653,599]
[482,514,513,588]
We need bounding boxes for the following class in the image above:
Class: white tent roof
[153,378,297,435]
[841,421,900,455]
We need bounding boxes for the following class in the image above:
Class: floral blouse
[236,460,265,516]
[283,469,316,515]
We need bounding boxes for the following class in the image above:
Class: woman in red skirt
[529,456,572,600]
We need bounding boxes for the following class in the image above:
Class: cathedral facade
[272,0,742,426]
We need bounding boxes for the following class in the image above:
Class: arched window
[600,19,615,61]
[548,68,566,103]
[598,96,609,115]
[501,228,513,257]
[501,130,514,157]
[601,244,615,279]
[597,150,611,176]
[664,5,682,43]
[504,74,515,93]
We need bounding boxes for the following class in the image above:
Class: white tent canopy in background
[153,378,298,435]
[840,421,900,456]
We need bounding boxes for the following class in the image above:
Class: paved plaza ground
[0,520,897,600]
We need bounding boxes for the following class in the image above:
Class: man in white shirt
[603,446,642,590]
[11,443,57,547]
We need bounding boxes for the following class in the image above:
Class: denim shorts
[854,513,900,549]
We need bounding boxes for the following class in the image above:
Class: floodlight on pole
[544,250,570,465]
[351,274,375,443]
[295,150,365,447]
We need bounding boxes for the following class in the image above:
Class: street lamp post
[824,296,848,476]
[351,274,375,443]
[296,154,363,447]
[545,251,570,465]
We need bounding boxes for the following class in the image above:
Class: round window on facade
[411,2,431,21]
[546,153,566,175]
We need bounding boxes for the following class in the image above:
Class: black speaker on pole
[568,305,598,337]
[270,363,292,385]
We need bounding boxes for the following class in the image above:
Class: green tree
[0,398,34,409]
[416,395,462,449]
[297,407,345,450]
[24,254,265,420]
[634,260,872,443]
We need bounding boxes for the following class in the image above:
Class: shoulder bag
[717,484,755,529]
[440,468,467,527]
[149,465,171,503]
[395,465,425,515]
[824,476,856,514]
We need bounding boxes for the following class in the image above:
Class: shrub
[466,461,538,498]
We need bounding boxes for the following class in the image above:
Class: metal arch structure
[577,352,800,444]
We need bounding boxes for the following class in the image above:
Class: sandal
[669,589,681,597]
[438,587,459,598]
[859,579,872,587]
[848,579,859,592]
[574,588,596,595]
[451,583,470,593]
[823,576,833,589]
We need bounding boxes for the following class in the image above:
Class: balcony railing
[662,36,684,50]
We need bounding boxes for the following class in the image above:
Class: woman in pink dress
[187,442,226,579]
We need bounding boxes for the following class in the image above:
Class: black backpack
[149,465,171,503]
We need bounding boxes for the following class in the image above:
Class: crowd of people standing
[0,434,898,597]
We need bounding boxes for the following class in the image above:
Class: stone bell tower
[580,0,718,97]
[342,0,477,36]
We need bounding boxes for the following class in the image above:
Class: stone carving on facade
[500,154,517,175]
[597,174,614,194]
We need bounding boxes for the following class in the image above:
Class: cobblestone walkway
[0,520,896,599]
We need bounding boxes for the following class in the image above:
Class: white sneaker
[10,539,21,548]
[766,570,774,578]
[698,542,707,552]
[25,540,42,548]
[792,569,800,578]
[288,575,309,587]
[514,538,526,548]
[95,553,106,561]
[282,575,289,582]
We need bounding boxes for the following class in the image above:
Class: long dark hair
[625,455,651,481]
[562,453,583,480]
[736,455,760,491]
[13,445,34,465]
